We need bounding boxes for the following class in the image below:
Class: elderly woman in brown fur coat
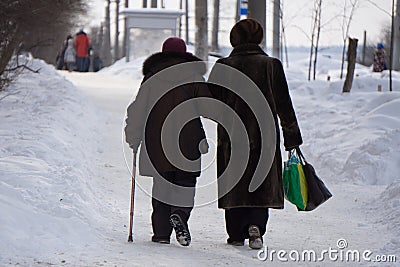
[209,19,303,249]
[125,37,210,247]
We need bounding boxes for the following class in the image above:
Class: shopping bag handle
[295,147,308,164]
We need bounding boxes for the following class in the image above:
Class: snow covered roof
[120,8,184,30]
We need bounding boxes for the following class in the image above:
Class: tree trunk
[99,22,104,58]
[195,0,208,60]
[340,41,346,79]
[0,40,21,85]
[122,0,128,58]
[185,0,189,43]
[114,0,120,62]
[178,0,183,38]
[0,29,21,78]
[211,0,220,52]
[248,0,266,48]
[103,0,112,66]
[390,0,395,92]
[313,0,322,80]
[308,2,318,81]
[235,0,241,22]
[342,38,358,93]
[391,0,400,71]
[272,0,280,58]
[362,30,366,65]
[282,25,289,67]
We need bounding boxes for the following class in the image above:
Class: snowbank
[101,47,400,259]
[0,57,106,264]
[1,47,400,265]
[99,56,145,80]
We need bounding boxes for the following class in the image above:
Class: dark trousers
[76,57,89,72]
[225,207,269,242]
[151,171,197,239]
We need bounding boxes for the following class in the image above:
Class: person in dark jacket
[208,19,303,249]
[125,37,210,246]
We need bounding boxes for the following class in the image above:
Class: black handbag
[295,147,332,211]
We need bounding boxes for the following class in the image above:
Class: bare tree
[307,1,318,81]
[0,0,87,91]
[340,0,359,79]
[195,0,208,60]
[280,1,289,67]
[313,0,322,80]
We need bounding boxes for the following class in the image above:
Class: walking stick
[128,153,136,242]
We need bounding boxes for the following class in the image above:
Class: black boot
[170,213,191,246]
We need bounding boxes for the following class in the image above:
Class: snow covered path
[1,54,398,266]
[57,69,398,266]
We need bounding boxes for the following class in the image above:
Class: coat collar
[142,52,206,76]
[229,43,268,57]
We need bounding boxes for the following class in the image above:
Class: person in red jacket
[75,29,91,72]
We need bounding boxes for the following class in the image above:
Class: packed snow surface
[1,48,399,266]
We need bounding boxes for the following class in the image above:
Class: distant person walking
[373,43,387,72]
[56,34,72,70]
[64,39,76,72]
[209,19,303,249]
[75,29,91,72]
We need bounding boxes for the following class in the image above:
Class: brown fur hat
[230,19,263,47]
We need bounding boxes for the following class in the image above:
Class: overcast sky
[86,0,392,48]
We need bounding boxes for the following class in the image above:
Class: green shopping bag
[283,151,308,210]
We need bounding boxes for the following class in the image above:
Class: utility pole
[103,0,112,66]
[211,0,220,52]
[272,0,280,58]
[114,0,120,62]
[195,0,208,60]
[247,0,266,48]
[392,0,400,71]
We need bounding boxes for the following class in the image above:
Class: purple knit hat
[162,37,187,53]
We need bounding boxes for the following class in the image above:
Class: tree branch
[5,64,40,73]
[0,91,20,101]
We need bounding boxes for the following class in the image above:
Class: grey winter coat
[64,44,76,63]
